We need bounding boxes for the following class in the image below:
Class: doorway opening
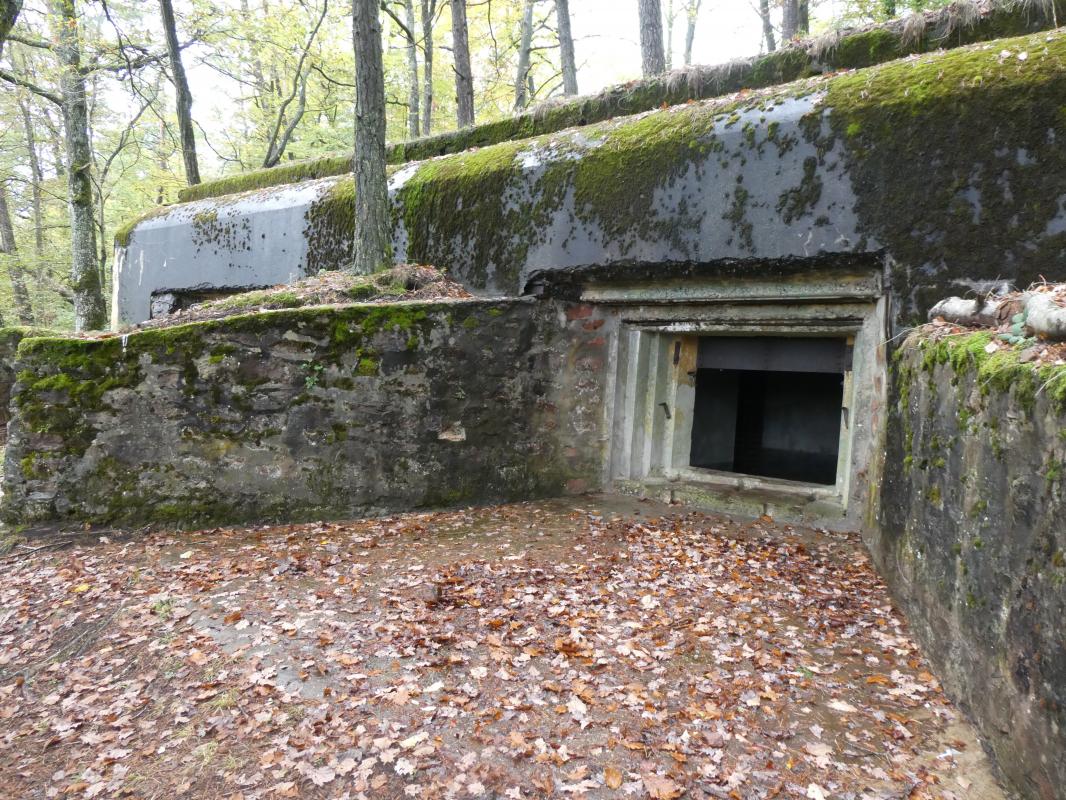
[689,337,848,486]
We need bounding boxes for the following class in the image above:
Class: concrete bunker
[597,259,886,529]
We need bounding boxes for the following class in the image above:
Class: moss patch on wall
[823,29,1066,323]
[4,298,601,528]
[176,155,353,204]
[910,330,1066,412]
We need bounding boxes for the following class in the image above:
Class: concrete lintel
[581,272,883,305]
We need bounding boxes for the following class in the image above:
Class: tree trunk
[420,0,434,135]
[555,0,577,95]
[352,0,390,274]
[18,97,44,257]
[683,0,701,66]
[51,0,106,331]
[665,0,674,72]
[781,0,799,42]
[759,0,776,52]
[159,0,200,185]
[157,118,167,205]
[0,0,22,54]
[514,0,534,110]
[637,0,666,77]
[42,107,65,176]
[451,0,475,125]
[405,0,420,137]
[0,183,36,325]
[798,0,809,35]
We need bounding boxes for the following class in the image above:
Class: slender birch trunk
[0,183,36,325]
[159,0,200,184]
[420,0,434,135]
[759,0,776,52]
[405,0,420,138]
[514,0,534,110]
[683,0,701,66]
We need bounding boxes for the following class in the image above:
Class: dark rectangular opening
[689,337,847,486]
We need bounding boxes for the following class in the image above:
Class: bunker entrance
[689,337,849,486]
[598,262,886,528]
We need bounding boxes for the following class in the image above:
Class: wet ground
[0,496,1008,799]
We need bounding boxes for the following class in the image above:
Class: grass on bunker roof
[0,497,1002,799]
[117,265,472,335]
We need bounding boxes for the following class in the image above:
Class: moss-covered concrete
[823,29,1066,325]
[874,331,1066,799]
[171,0,1065,205]
[114,27,1066,329]
[0,326,61,443]
[2,298,608,528]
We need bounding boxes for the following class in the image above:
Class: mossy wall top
[173,0,1065,204]
[115,29,1066,329]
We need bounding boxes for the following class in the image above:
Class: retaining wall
[2,298,611,527]
[874,333,1066,799]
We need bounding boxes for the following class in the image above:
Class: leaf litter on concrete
[0,497,1005,799]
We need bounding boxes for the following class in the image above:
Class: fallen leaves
[0,500,993,800]
[604,765,624,789]
[643,773,683,799]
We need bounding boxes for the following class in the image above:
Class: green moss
[908,331,1066,414]
[723,183,754,252]
[208,344,236,364]
[208,288,302,312]
[1045,457,1064,486]
[396,139,533,288]
[20,452,47,480]
[830,27,903,70]
[107,0,1062,243]
[355,356,379,376]
[823,30,1066,317]
[776,156,822,223]
[304,176,356,273]
[177,154,353,203]
[114,204,173,247]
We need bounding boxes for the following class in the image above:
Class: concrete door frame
[590,267,888,530]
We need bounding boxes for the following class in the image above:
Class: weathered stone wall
[113,29,1066,329]
[0,327,57,445]
[3,299,611,527]
[874,334,1066,800]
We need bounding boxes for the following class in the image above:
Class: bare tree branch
[261,0,329,168]
[0,66,61,105]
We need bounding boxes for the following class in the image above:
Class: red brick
[565,304,594,320]
[565,478,588,494]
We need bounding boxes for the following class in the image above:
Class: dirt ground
[0,496,1009,800]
